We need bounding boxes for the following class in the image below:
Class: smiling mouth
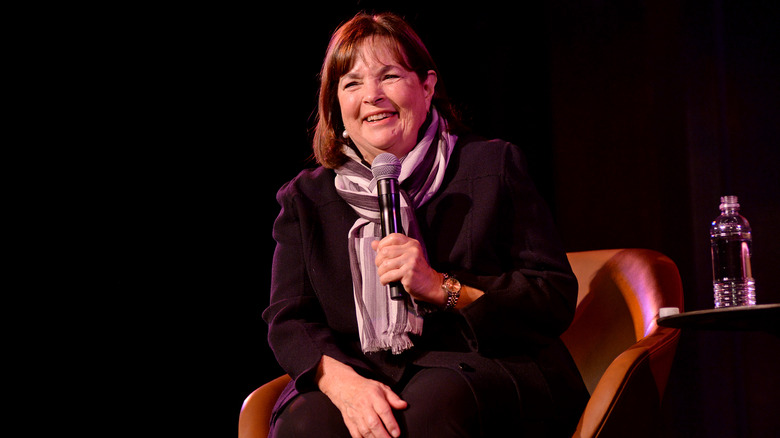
[364,112,396,123]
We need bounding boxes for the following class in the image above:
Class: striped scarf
[334,108,457,354]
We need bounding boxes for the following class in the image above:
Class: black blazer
[264,135,588,435]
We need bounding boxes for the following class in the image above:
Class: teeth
[366,113,393,122]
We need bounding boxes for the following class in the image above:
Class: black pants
[271,367,480,437]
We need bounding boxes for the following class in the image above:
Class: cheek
[399,95,428,128]
[394,85,428,118]
[337,93,359,123]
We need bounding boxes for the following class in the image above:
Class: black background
[73,1,779,436]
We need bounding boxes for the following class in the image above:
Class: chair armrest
[574,326,680,438]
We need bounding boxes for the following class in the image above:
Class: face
[337,38,437,164]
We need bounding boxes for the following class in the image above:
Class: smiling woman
[312,13,461,169]
[263,11,590,438]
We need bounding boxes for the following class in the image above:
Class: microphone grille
[371,153,401,180]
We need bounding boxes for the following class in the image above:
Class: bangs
[328,35,412,83]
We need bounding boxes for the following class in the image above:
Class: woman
[264,12,589,437]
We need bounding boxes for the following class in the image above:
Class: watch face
[443,276,461,292]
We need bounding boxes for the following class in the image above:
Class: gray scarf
[334,108,457,354]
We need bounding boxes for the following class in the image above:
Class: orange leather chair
[561,249,683,437]
[239,249,684,438]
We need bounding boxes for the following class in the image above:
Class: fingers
[372,235,440,302]
[383,384,408,410]
[343,405,393,438]
[379,385,406,437]
[369,385,407,438]
[368,400,400,438]
[341,384,405,438]
[371,233,407,252]
[372,234,423,272]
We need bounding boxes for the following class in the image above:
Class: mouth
[364,112,397,123]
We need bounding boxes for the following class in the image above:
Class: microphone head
[371,153,402,180]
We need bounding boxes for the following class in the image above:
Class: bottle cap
[719,195,739,210]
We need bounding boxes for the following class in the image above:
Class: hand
[316,355,407,438]
[372,233,446,306]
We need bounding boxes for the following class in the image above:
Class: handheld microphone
[371,153,405,301]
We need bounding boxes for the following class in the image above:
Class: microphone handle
[388,282,405,301]
[377,179,406,301]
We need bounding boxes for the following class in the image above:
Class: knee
[270,391,349,438]
[398,368,480,437]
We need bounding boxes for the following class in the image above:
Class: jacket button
[458,363,474,372]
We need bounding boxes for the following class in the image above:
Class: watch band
[442,273,461,310]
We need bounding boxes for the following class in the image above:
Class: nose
[363,80,385,105]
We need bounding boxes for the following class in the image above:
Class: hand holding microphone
[371,153,406,300]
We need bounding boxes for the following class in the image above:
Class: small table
[657,303,780,334]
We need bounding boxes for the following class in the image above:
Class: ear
[422,70,438,106]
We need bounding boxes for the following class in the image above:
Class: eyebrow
[342,65,401,81]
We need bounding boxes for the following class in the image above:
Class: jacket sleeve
[453,142,578,354]
[262,181,369,392]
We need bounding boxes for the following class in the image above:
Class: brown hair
[312,12,461,168]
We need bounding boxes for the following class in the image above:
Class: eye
[343,81,359,89]
[383,74,400,81]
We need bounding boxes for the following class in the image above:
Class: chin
[365,138,402,152]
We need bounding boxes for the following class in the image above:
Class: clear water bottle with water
[710,196,756,307]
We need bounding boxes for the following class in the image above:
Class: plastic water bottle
[710,196,756,307]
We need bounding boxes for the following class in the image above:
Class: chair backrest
[562,249,683,438]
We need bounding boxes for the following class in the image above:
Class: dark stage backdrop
[89,1,779,435]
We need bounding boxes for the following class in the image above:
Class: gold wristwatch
[441,273,462,310]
